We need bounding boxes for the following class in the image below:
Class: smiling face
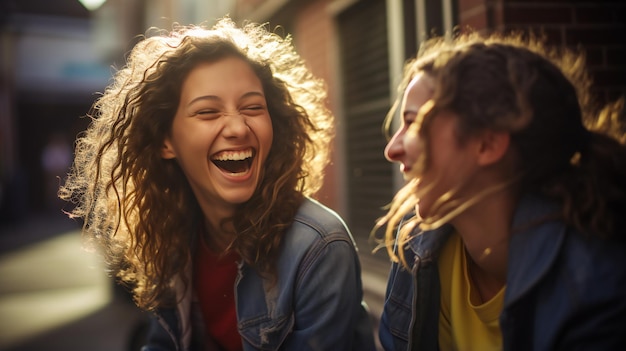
[161,56,273,224]
[385,73,434,175]
[385,73,482,220]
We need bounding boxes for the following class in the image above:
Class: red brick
[504,5,573,25]
[591,67,626,87]
[583,47,605,67]
[575,5,622,24]
[606,48,626,66]
[459,0,489,13]
[507,0,577,3]
[460,11,490,31]
[604,88,626,103]
[565,27,625,46]
[503,25,564,45]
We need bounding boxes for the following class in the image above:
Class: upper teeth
[213,149,253,161]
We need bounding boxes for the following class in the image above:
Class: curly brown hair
[377,32,626,267]
[59,18,334,310]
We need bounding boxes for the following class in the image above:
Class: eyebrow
[187,91,265,107]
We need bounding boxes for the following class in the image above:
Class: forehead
[402,73,434,110]
[178,56,264,103]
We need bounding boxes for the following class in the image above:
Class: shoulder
[508,195,626,303]
[511,195,626,266]
[290,197,353,241]
[277,198,357,269]
[559,225,626,290]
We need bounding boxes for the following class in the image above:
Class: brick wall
[292,0,341,211]
[458,0,626,105]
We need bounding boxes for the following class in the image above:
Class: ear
[161,138,177,159]
[476,130,510,166]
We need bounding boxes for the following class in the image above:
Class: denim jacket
[142,197,376,351]
[379,195,626,351]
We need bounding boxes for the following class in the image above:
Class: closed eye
[403,111,416,125]
[196,110,221,120]
[240,105,267,116]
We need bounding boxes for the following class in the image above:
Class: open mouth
[211,149,255,174]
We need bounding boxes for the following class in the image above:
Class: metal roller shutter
[338,0,392,239]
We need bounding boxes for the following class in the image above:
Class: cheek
[403,133,419,157]
[172,122,217,154]
[403,130,426,171]
[250,116,274,157]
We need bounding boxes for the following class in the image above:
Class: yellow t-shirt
[438,233,505,351]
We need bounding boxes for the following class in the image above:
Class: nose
[222,112,249,138]
[384,130,405,162]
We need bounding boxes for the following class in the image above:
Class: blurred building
[1,0,624,239]
[1,0,108,221]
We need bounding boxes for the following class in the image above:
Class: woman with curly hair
[59,17,375,351]
[376,32,626,350]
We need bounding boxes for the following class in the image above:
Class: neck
[465,249,505,304]
[451,188,517,284]
[200,209,236,252]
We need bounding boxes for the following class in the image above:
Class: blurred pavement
[0,212,147,351]
[0,212,389,351]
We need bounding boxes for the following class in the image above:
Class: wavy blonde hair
[376,31,626,268]
[59,17,334,310]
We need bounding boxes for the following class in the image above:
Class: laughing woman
[376,32,626,350]
[59,18,375,351]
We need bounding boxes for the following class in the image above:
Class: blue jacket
[379,195,626,350]
[142,197,376,351]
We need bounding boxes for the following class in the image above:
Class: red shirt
[194,238,242,351]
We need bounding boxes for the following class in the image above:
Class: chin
[226,191,257,206]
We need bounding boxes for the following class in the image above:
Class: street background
[0,212,147,351]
